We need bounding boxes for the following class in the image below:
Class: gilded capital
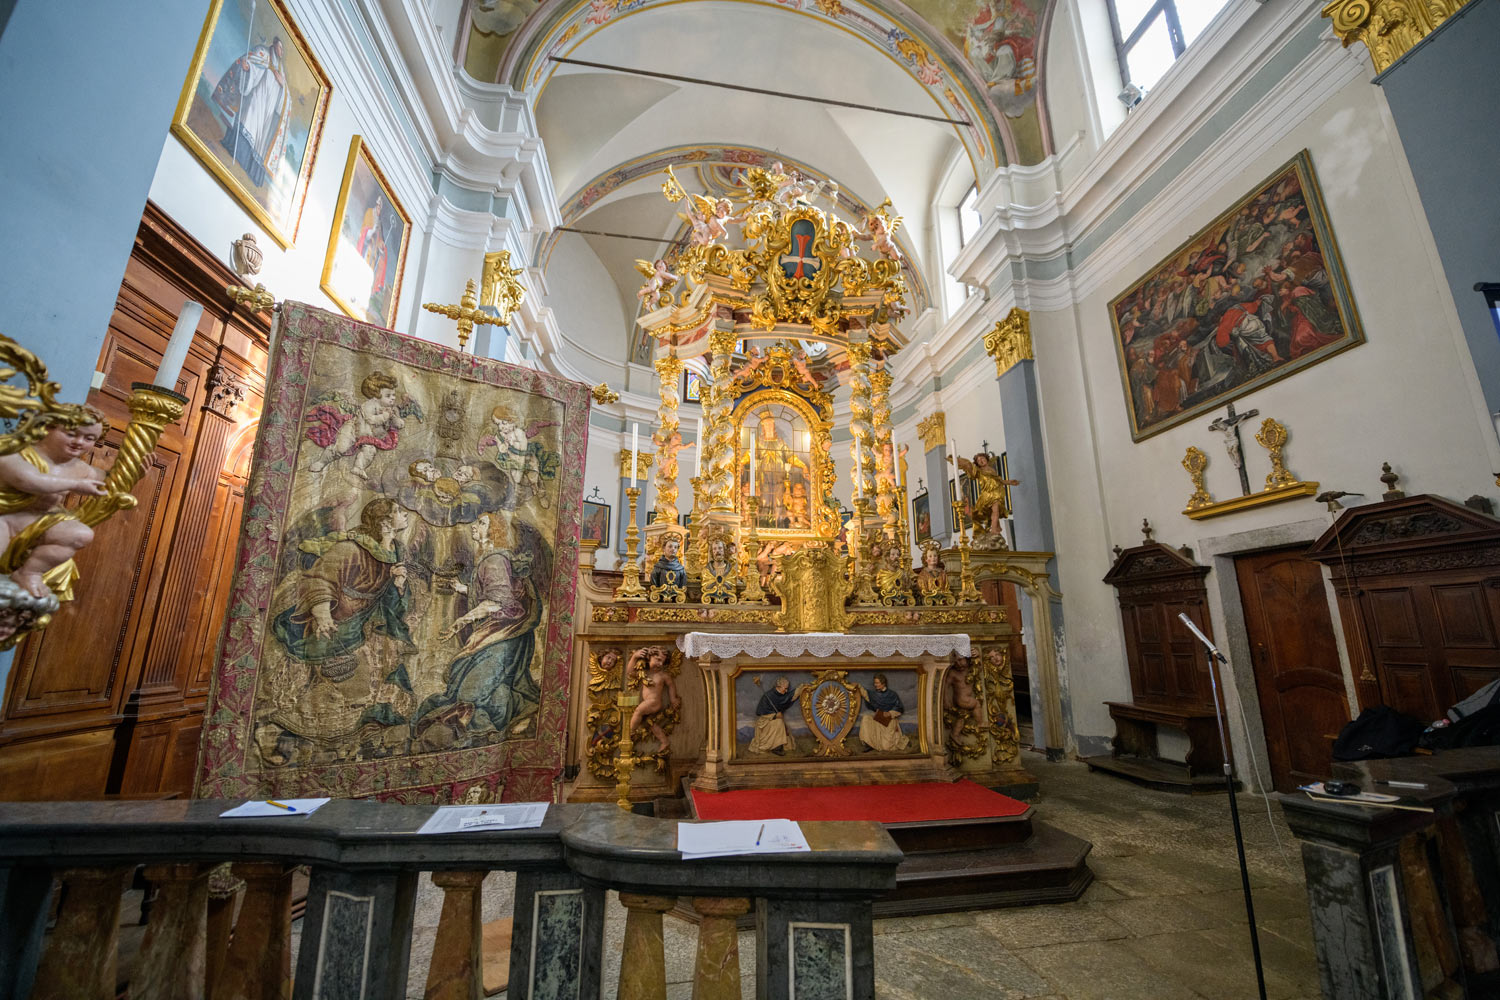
[654,354,685,379]
[983,307,1033,379]
[707,328,737,358]
[917,412,947,453]
[845,341,872,366]
[1321,0,1473,73]
[869,368,893,393]
[617,448,655,480]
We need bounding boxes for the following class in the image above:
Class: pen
[265,800,298,812]
[1380,780,1428,790]
[756,823,765,846]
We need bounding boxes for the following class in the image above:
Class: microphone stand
[1178,612,1267,1000]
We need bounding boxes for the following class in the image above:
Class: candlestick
[748,433,757,497]
[741,496,767,605]
[630,423,639,487]
[155,301,203,387]
[613,486,648,600]
[695,416,704,477]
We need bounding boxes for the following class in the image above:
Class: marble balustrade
[0,800,900,1000]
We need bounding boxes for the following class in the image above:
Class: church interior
[1,0,1498,997]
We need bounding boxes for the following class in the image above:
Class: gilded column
[1322,0,1475,73]
[870,364,896,531]
[845,341,876,503]
[651,351,685,523]
[705,327,738,514]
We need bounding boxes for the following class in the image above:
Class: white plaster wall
[1026,73,1498,746]
[543,236,631,387]
[1042,0,1095,164]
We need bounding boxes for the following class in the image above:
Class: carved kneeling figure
[0,412,108,603]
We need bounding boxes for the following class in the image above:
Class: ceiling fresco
[460,0,1057,167]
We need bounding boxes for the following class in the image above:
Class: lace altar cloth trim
[676,632,971,659]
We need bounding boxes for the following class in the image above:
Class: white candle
[630,424,639,487]
[155,301,203,387]
[695,416,704,477]
[854,454,863,500]
[749,433,757,497]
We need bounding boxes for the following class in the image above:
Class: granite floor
[399,754,1322,999]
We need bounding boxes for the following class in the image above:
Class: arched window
[1109,0,1231,96]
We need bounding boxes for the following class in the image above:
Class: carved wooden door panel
[1235,547,1350,792]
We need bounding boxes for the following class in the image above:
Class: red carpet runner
[690,780,1027,824]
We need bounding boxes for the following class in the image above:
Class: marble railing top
[0,799,903,899]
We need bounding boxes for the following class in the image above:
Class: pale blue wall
[0,0,205,690]
[1378,0,1500,416]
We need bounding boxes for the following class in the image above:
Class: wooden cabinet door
[1235,547,1350,792]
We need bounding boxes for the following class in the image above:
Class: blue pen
[265,799,298,813]
[756,823,765,846]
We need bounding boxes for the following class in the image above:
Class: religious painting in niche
[581,499,610,547]
[734,668,921,758]
[912,491,932,544]
[1110,151,1365,441]
[321,136,411,330]
[171,0,331,249]
[199,301,589,803]
[683,368,705,403]
[738,402,813,531]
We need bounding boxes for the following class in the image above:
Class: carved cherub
[627,645,681,751]
[0,410,109,599]
[857,198,905,264]
[945,654,985,746]
[633,258,679,309]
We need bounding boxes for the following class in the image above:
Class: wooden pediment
[1305,494,1500,570]
[1103,542,1207,587]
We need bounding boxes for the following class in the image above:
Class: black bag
[1420,702,1500,751]
[1331,706,1424,761]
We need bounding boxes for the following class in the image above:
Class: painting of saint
[1109,152,1364,440]
[172,0,330,248]
[322,137,412,329]
[912,491,932,544]
[581,499,610,546]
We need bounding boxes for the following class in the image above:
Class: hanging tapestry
[198,301,590,803]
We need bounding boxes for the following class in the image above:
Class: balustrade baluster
[135,863,210,1000]
[424,870,488,1000]
[691,897,750,1000]
[31,866,130,1000]
[214,861,294,1000]
[616,893,676,1000]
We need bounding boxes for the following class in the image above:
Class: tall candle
[854,453,863,500]
[630,424,639,487]
[695,416,704,477]
[155,301,203,387]
[749,433,757,497]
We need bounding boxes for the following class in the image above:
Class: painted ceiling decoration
[460,0,1057,167]
[543,144,932,312]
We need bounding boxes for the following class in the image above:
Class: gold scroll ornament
[1322,0,1475,73]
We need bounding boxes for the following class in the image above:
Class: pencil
[756,823,765,846]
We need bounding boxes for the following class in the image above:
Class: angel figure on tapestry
[0,408,109,602]
[748,674,797,756]
[481,405,560,508]
[626,645,681,755]
[305,371,424,479]
[857,673,909,753]
[413,511,545,748]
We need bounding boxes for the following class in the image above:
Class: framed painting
[1110,151,1364,441]
[321,136,412,329]
[911,491,932,544]
[171,0,331,249]
[581,499,610,547]
[683,369,705,403]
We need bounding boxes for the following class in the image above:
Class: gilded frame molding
[319,135,413,329]
[170,0,332,250]
[1108,150,1365,442]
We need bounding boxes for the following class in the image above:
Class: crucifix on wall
[1207,401,1259,496]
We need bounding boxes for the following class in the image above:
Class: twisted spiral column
[652,353,685,522]
[846,342,876,503]
[871,365,896,530]
[705,328,738,514]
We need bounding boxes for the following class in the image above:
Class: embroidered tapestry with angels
[199,301,590,803]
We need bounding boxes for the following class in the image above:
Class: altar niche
[735,667,922,760]
[733,385,838,544]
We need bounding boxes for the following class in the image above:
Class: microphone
[1178,612,1227,662]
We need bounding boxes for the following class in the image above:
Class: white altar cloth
[676,632,971,659]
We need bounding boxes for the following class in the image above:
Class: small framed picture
[683,369,705,403]
[320,135,412,329]
[581,499,610,547]
[680,513,693,527]
[646,510,660,525]
[911,491,932,544]
[999,452,1014,513]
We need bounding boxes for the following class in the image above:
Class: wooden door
[1235,547,1350,792]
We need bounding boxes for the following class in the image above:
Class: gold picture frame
[1109,150,1365,441]
[320,136,412,329]
[171,0,332,249]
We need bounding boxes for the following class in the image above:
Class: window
[1108,0,1231,95]
[957,184,982,299]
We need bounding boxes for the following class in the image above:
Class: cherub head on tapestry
[251,340,564,771]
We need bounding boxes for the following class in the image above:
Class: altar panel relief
[734,667,923,759]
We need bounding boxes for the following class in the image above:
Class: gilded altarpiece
[199,302,590,803]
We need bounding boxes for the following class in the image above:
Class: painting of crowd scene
[1110,152,1364,440]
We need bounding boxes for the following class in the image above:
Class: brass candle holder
[950,493,982,604]
[614,687,644,811]
[851,496,880,605]
[614,486,648,601]
[740,496,768,605]
[684,474,705,582]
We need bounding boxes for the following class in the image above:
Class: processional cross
[1207,401,1259,496]
[423,279,487,352]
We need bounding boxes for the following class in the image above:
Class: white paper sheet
[416,802,550,835]
[677,819,811,859]
[219,797,331,818]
